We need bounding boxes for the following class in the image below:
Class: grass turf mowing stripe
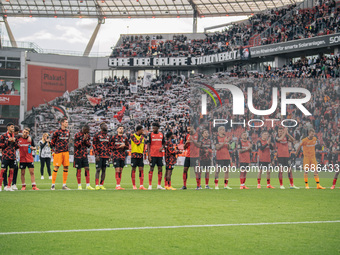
[1,220,339,236]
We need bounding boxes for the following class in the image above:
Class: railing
[1,40,110,57]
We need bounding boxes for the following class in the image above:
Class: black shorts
[131,158,144,167]
[95,158,110,169]
[166,164,175,171]
[1,159,16,169]
[278,157,289,167]
[150,157,163,167]
[216,159,231,167]
[240,162,249,170]
[184,157,199,168]
[113,159,125,168]
[259,162,271,171]
[20,162,34,169]
[200,160,211,167]
[74,158,89,169]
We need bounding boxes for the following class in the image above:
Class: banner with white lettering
[108,34,340,67]
[251,33,340,57]
[108,50,239,67]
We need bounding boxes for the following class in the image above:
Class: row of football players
[184,125,340,190]
[0,118,339,191]
[0,119,175,191]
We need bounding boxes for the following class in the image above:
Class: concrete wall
[26,52,103,88]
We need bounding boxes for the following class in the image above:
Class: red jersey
[51,128,70,154]
[257,139,271,163]
[337,144,340,162]
[148,132,165,157]
[238,139,251,163]
[18,136,35,163]
[275,135,289,158]
[215,135,231,160]
[184,133,200,158]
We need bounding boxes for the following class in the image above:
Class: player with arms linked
[275,127,298,189]
[214,126,232,190]
[7,125,20,190]
[0,122,19,192]
[256,131,275,189]
[130,125,147,190]
[93,122,111,190]
[199,129,212,190]
[50,117,71,190]
[238,131,252,189]
[18,127,39,190]
[181,126,200,190]
[330,140,340,189]
[74,124,95,190]
[147,122,166,190]
[296,128,325,189]
[164,131,180,190]
[111,125,129,190]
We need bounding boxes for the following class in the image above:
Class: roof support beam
[83,18,103,57]
[193,8,198,33]
[3,17,17,47]
[189,0,198,33]
[204,18,248,32]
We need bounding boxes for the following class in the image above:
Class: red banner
[0,95,20,105]
[27,65,78,110]
[86,94,102,106]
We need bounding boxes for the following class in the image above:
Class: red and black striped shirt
[51,128,70,154]
[165,140,177,166]
[93,131,111,158]
[0,132,19,161]
[74,131,91,159]
[111,134,129,160]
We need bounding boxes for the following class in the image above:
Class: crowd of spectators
[23,52,340,166]
[259,0,340,45]
[229,54,340,79]
[190,60,339,166]
[25,74,190,153]
[111,0,339,59]
[0,80,18,95]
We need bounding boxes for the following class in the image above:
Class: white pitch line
[0,220,339,236]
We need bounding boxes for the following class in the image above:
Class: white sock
[63,184,66,187]
[78,184,81,187]
[86,183,90,187]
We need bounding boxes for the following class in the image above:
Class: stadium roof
[0,0,300,19]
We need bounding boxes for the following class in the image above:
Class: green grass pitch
[0,163,339,254]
